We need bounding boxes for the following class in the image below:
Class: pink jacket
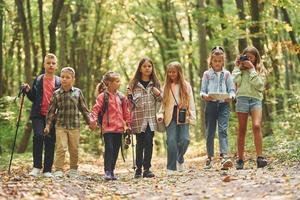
[90,91,131,134]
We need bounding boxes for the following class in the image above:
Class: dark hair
[129,57,160,89]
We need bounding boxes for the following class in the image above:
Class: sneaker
[204,158,212,169]
[236,159,244,170]
[68,169,78,178]
[43,172,53,178]
[111,171,118,180]
[221,157,233,170]
[53,170,64,178]
[29,168,41,177]
[257,156,267,168]
[177,161,185,172]
[143,170,155,178]
[166,169,176,175]
[103,171,112,181]
[134,168,142,179]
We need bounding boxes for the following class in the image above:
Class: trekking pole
[8,86,26,174]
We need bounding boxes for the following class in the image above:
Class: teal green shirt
[232,67,265,100]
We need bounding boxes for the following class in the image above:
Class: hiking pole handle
[8,92,25,174]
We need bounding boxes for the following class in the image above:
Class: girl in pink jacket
[90,71,131,181]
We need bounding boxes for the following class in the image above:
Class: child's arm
[122,97,131,130]
[78,90,90,125]
[232,66,242,86]
[24,78,37,102]
[44,94,58,134]
[248,68,266,92]
[89,93,104,128]
[200,71,213,101]
[226,73,236,99]
[188,83,196,125]
[152,87,162,102]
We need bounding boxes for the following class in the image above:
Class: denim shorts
[236,96,262,113]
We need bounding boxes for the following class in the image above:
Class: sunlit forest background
[0,0,299,168]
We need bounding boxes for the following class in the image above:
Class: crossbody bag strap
[170,88,179,106]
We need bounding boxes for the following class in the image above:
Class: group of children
[23,45,268,180]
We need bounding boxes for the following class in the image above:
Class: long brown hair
[242,46,267,75]
[95,71,120,97]
[128,57,160,89]
[163,61,189,108]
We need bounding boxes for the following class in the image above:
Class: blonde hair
[207,46,225,68]
[44,53,57,61]
[163,61,189,108]
[242,46,267,75]
[95,71,120,97]
[61,67,75,78]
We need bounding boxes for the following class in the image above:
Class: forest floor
[1,151,299,200]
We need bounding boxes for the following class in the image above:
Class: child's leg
[43,123,56,173]
[250,108,263,156]
[205,102,218,158]
[217,103,230,156]
[32,117,45,170]
[177,123,189,164]
[68,129,80,170]
[166,118,178,170]
[103,133,114,172]
[55,127,68,171]
[135,132,145,170]
[142,125,154,171]
[237,112,248,160]
[111,134,122,172]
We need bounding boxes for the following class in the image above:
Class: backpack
[97,91,125,126]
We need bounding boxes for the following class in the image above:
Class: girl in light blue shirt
[200,46,235,170]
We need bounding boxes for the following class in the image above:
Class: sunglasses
[211,46,224,52]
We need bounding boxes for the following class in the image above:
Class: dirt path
[1,156,300,199]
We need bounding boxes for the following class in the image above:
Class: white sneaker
[53,170,64,178]
[68,169,78,178]
[166,169,176,175]
[43,172,53,178]
[29,168,41,177]
[177,161,185,172]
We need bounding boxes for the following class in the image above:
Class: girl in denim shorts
[232,46,268,169]
[200,46,235,170]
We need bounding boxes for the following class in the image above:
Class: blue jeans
[166,115,189,170]
[205,101,230,157]
[32,116,56,173]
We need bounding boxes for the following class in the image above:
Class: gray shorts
[236,96,262,113]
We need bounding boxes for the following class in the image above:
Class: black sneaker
[143,170,155,178]
[134,168,142,178]
[236,159,244,170]
[111,171,118,180]
[257,156,267,168]
[103,171,112,181]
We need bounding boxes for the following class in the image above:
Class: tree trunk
[196,0,208,138]
[59,4,69,68]
[280,7,300,62]
[48,0,64,53]
[26,0,39,76]
[38,0,46,64]
[0,0,3,97]
[17,121,32,153]
[235,0,247,52]
[15,0,32,85]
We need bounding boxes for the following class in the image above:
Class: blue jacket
[26,74,61,119]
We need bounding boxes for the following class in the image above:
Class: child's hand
[224,97,233,103]
[152,87,161,96]
[89,121,97,130]
[203,95,214,101]
[44,126,50,136]
[241,60,254,69]
[22,83,30,92]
